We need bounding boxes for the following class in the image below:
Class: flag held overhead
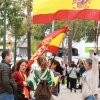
[39,27,68,54]
[32,0,100,24]
[26,27,68,68]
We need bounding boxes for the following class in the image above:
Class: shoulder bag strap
[69,68,73,76]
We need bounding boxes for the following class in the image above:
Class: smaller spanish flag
[51,75,61,93]
[26,27,68,68]
[39,27,68,54]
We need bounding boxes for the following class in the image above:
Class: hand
[77,64,79,68]
[94,43,97,53]
[23,82,27,86]
[94,43,97,48]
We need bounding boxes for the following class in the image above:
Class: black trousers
[69,77,76,90]
[58,82,60,93]
[67,77,70,88]
[61,76,65,84]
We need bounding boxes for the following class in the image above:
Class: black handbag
[14,86,28,100]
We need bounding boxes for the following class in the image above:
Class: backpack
[34,71,51,100]
[34,80,51,100]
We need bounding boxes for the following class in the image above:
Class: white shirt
[68,67,79,79]
[82,55,99,99]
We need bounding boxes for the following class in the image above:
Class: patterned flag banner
[32,0,100,24]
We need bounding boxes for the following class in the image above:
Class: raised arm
[92,43,98,74]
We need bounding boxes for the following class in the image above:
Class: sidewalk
[58,85,100,100]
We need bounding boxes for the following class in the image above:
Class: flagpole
[52,20,55,58]
[50,20,56,68]
[52,20,55,32]
[3,0,6,50]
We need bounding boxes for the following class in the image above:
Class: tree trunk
[63,49,67,64]
[27,31,31,59]
[27,0,31,59]
[68,21,73,61]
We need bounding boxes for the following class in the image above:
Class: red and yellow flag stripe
[26,27,68,68]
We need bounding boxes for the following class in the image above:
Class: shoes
[70,90,72,92]
[74,89,76,93]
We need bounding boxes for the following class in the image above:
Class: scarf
[19,71,29,98]
[27,68,55,91]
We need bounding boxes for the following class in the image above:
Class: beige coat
[82,55,99,99]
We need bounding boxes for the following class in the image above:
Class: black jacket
[0,60,17,94]
[55,65,63,75]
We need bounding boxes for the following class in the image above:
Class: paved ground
[58,85,100,100]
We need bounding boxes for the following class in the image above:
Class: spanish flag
[51,75,61,93]
[26,27,68,68]
[39,27,68,54]
[32,0,100,24]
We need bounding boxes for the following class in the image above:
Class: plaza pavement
[58,84,100,100]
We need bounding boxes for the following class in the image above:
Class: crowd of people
[0,44,99,100]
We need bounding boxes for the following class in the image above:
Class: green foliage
[31,24,45,40]
[0,0,27,40]
[73,20,100,42]
[31,20,99,44]
[31,21,68,41]
[54,21,68,30]
[31,38,40,54]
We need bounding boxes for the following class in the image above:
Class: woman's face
[48,60,51,68]
[19,62,27,73]
[51,63,56,70]
[84,61,91,70]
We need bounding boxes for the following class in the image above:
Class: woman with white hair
[82,44,99,100]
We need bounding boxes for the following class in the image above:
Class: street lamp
[14,19,17,67]
[3,0,6,50]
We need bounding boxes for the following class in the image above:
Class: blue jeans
[0,92,14,100]
[85,95,95,100]
[85,94,98,100]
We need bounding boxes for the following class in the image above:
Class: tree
[31,38,40,54]
[31,24,45,40]
[0,0,27,51]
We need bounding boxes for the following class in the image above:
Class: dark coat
[0,60,17,94]
[55,64,63,75]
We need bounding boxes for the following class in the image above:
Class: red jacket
[13,71,30,99]
[13,71,25,86]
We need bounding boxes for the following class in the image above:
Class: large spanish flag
[32,0,100,24]
[26,27,68,68]
[39,27,68,54]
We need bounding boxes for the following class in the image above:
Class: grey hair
[85,59,92,66]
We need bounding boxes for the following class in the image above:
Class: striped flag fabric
[32,0,100,24]
[39,27,68,54]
